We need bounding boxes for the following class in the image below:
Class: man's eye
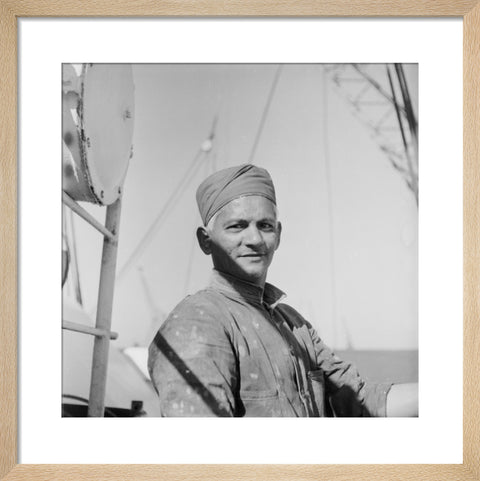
[260,223,274,231]
[227,224,243,230]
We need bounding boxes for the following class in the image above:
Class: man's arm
[386,382,418,417]
[306,321,418,416]
[148,296,238,417]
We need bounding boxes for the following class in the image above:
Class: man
[148,164,418,417]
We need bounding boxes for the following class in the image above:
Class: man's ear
[196,226,212,255]
[275,221,282,250]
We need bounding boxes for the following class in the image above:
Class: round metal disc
[79,64,135,205]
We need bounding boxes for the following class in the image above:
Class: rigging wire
[386,65,418,205]
[116,118,218,283]
[183,155,214,294]
[394,63,419,170]
[116,150,205,282]
[322,66,339,348]
[248,64,283,164]
[328,63,418,207]
[394,63,418,148]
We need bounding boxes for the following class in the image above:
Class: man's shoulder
[275,302,313,330]
[166,288,230,321]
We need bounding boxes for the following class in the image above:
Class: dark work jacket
[148,269,392,417]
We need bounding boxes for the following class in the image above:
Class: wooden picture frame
[1,1,478,479]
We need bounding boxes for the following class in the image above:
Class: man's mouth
[240,253,265,258]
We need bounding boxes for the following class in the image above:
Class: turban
[196,164,276,226]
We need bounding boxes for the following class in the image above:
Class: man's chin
[215,260,268,285]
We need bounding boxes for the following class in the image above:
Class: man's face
[199,195,281,286]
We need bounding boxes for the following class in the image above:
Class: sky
[63,63,418,351]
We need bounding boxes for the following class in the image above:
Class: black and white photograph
[61,63,418,418]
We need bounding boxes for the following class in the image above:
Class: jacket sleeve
[308,326,392,417]
[148,295,238,417]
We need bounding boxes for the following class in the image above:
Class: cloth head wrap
[196,164,277,226]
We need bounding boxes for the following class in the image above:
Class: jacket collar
[209,269,286,309]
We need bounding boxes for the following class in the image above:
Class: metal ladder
[62,191,122,417]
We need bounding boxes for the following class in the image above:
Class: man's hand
[386,382,418,417]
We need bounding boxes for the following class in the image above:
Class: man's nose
[243,225,263,245]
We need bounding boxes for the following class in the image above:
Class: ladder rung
[62,192,116,242]
[62,320,118,340]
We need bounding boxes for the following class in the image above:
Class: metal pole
[87,197,122,417]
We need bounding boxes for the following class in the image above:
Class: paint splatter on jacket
[148,269,392,417]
